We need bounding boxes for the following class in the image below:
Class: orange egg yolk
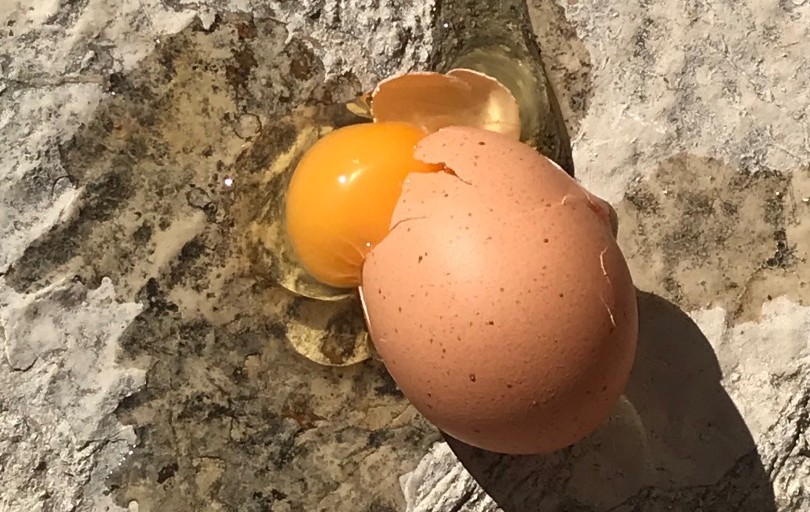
[284,121,443,288]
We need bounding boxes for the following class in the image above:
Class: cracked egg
[277,72,637,451]
[360,126,638,454]
[284,69,521,290]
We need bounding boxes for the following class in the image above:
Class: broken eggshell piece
[370,69,521,139]
[360,126,638,455]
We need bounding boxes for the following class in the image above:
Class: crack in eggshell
[601,297,618,329]
[387,215,431,234]
[540,147,618,237]
[412,127,583,199]
[600,248,613,287]
[386,171,473,231]
[368,126,617,266]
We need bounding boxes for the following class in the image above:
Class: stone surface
[562,0,810,203]
[1,1,438,511]
[0,278,144,512]
[1,0,809,511]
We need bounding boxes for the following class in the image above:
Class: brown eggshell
[371,69,521,139]
[361,126,638,455]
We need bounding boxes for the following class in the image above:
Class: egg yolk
[284,122,443,288]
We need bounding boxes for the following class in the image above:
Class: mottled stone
[0,278,144,512]
[1,1,439,511]
[561,0,810,202]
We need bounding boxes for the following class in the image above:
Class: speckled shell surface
[360,126,638,455]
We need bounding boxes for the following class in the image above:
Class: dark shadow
[445,290,777,512]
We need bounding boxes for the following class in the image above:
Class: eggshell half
[360,126,638,455]
[371,69,521,139]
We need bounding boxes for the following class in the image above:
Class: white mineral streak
[0,278,145,512]
[564,0,810,203]
[401,443,501,512]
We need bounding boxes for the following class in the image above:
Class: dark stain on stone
[132,222,153,244]
[319,302,369,364]
[226,17,259,97]
[179,237,206,262]
[282,398,326,430]
[44,0,90,29]
[285,39,316,81]
[368,429,392,448]
[226,46,258,95]
[6,168,135,291]
[374,369,404,398]
[168,236,211,290]
[246,492,272,512]
[177,391,232,421]
[177,318,214,355]
[158,43,179,81]
[233,119,297,175]
[236,19,258,40]
[625,186,660,214]
[632,17,655,66]
[367,502,398,512]
[766,228,795,269]
[156,462,178,484]
[265,321,288,340]
[617,154,808,321]
[135,278,178,316]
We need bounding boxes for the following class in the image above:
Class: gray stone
[0,278,144,512]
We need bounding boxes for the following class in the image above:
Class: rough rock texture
[563,0,810,203]
[0,278,144,512]
[1,1,438,511]
[1,0,809,511]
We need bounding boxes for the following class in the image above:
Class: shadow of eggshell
[371,69,521,139]
[285,296,374,367]
[439,291,775,511]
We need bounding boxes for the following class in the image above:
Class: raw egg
[361,126,638,455]
[284,121,441,288]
